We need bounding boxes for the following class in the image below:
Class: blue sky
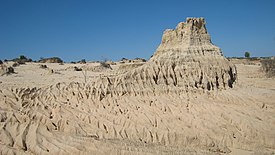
[0,0,275,62]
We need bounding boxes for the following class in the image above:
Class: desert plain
[0,18,274,155]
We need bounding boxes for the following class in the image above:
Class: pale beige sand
[0,62,274,155]
[0,62,118,88]
[0,18,274,154]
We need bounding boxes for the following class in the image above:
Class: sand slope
[0,62,274,155]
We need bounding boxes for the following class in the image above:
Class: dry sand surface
[0,18,275,155]
[0,61,275,155]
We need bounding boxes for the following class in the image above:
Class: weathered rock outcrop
[93,17,237,98]
[149,17,237,91]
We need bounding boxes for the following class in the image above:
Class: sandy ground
[0,62,119,88]
[0,62,274,155]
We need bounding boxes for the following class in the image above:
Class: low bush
[100,62,112,69]
[39,57,63,63]
[6,67,15,74]
[12,55,32,64]
[12,62,20,67]
[74,66,82,71]
[78,59,86,64]
[40,64,48,69]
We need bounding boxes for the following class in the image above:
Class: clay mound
[143,17,237,90]
[94,17,237,98]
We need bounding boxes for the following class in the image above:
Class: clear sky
[0,0,275,62]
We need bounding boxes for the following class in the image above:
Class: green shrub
[245,52,250,58]
[12,55,32,63]
[19,55,27,60]
[78,59,86,64]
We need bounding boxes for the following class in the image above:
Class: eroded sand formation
[0,18,274,155]
[89,18,237,100]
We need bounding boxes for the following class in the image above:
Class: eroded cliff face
[102,17,237,98]
[155,17,213,54]
[151,18,237,89]
[151,17,237,88]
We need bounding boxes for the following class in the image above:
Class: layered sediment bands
[95,17,237,97]
[146,18,237,91]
